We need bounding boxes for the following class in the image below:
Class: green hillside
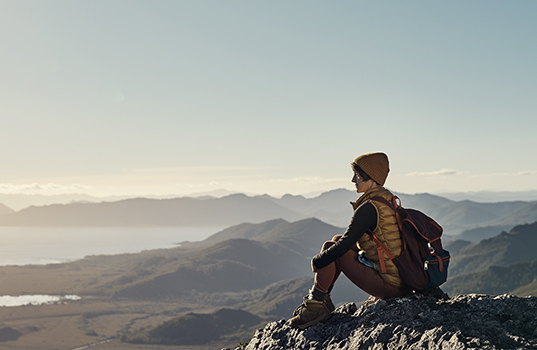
[454,225,512,242]
[443,260,537,295]
[121,308,261,346]
[489,202,537,227]
[255,218,343,257]
[244,277,313,318]
[80,217,364,308]
[201,217,344,258]
[443,239,473,254]
[202,218,289,245]
[512,278,537,297]
[448,221,537,277]
[109,238,307,299]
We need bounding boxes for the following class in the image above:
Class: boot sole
[292,311,332,330]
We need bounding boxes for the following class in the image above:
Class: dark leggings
[314,235,410,299]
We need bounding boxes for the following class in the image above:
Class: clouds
[403,169,537,178]
[390,169,537,195]
[405,169,461,177]
[270,176,348,184]
[0,183,92,194]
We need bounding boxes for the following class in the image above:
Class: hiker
[289,152,412,329]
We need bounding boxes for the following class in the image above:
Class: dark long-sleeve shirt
[312,202,377,270]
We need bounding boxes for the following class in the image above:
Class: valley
[1,190,537,349]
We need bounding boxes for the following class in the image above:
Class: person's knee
[332,234,343,242]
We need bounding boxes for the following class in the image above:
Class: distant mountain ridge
[0,203,14,216]
[0,189,536,240]
[447,221,537,277]
[0,193,124,211]
[437,189,537,202]
[0,195,303,227]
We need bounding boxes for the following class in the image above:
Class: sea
[0,226,224,266]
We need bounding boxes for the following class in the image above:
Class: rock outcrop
[242,294,537,350]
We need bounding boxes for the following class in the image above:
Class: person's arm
[311,201,377,271]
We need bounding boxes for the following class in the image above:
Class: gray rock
[243,294,537,350]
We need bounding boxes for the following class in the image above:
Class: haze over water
[0,226,222,266]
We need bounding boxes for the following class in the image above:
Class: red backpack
[368,196,450,292]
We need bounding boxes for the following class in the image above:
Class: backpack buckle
[428,242,435,255]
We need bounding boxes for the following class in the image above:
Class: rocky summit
[241,293,537,350]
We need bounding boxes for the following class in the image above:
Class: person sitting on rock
[289,152,412,329]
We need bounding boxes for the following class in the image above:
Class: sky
[1,1,536,198]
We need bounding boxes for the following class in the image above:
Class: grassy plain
[0,256,232,350]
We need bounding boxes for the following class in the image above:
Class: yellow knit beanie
[352,152,390,186]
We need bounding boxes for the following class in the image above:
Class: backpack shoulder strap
[366,229,395,274]
[369,196,398,212]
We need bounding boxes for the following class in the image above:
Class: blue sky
[1,1,536,197]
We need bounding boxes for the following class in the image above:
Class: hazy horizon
[1,1,536,199]
[3,187,537,212]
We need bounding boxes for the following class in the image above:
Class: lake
[0,226,224,266]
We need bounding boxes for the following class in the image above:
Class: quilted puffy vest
[351,187,404,288]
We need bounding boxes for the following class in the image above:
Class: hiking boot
[293,294,335,316]
[421,287,449,300]
[325,294,335,313]
[289,298,332,329]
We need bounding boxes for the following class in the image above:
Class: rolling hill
[441,220,537,296]
[447,221,537,277]
[87,217,360,304]
[108,238,307,299]
[443,260,537,296]
[121,308,262,346]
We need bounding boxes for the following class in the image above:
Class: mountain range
[1,189,537,240]
[2,189,537,212]
[70,214,537,307]
[110,210,537,347]
[3,208,536,348]
[0,194,302,227]
[0,203,13,216]
[83,217,367,304]
[447,221,537,277]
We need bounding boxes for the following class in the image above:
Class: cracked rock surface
[242,294,537,350]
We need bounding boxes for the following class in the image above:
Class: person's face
[352,171,374,193]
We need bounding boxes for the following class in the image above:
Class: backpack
[367,196,450,292]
